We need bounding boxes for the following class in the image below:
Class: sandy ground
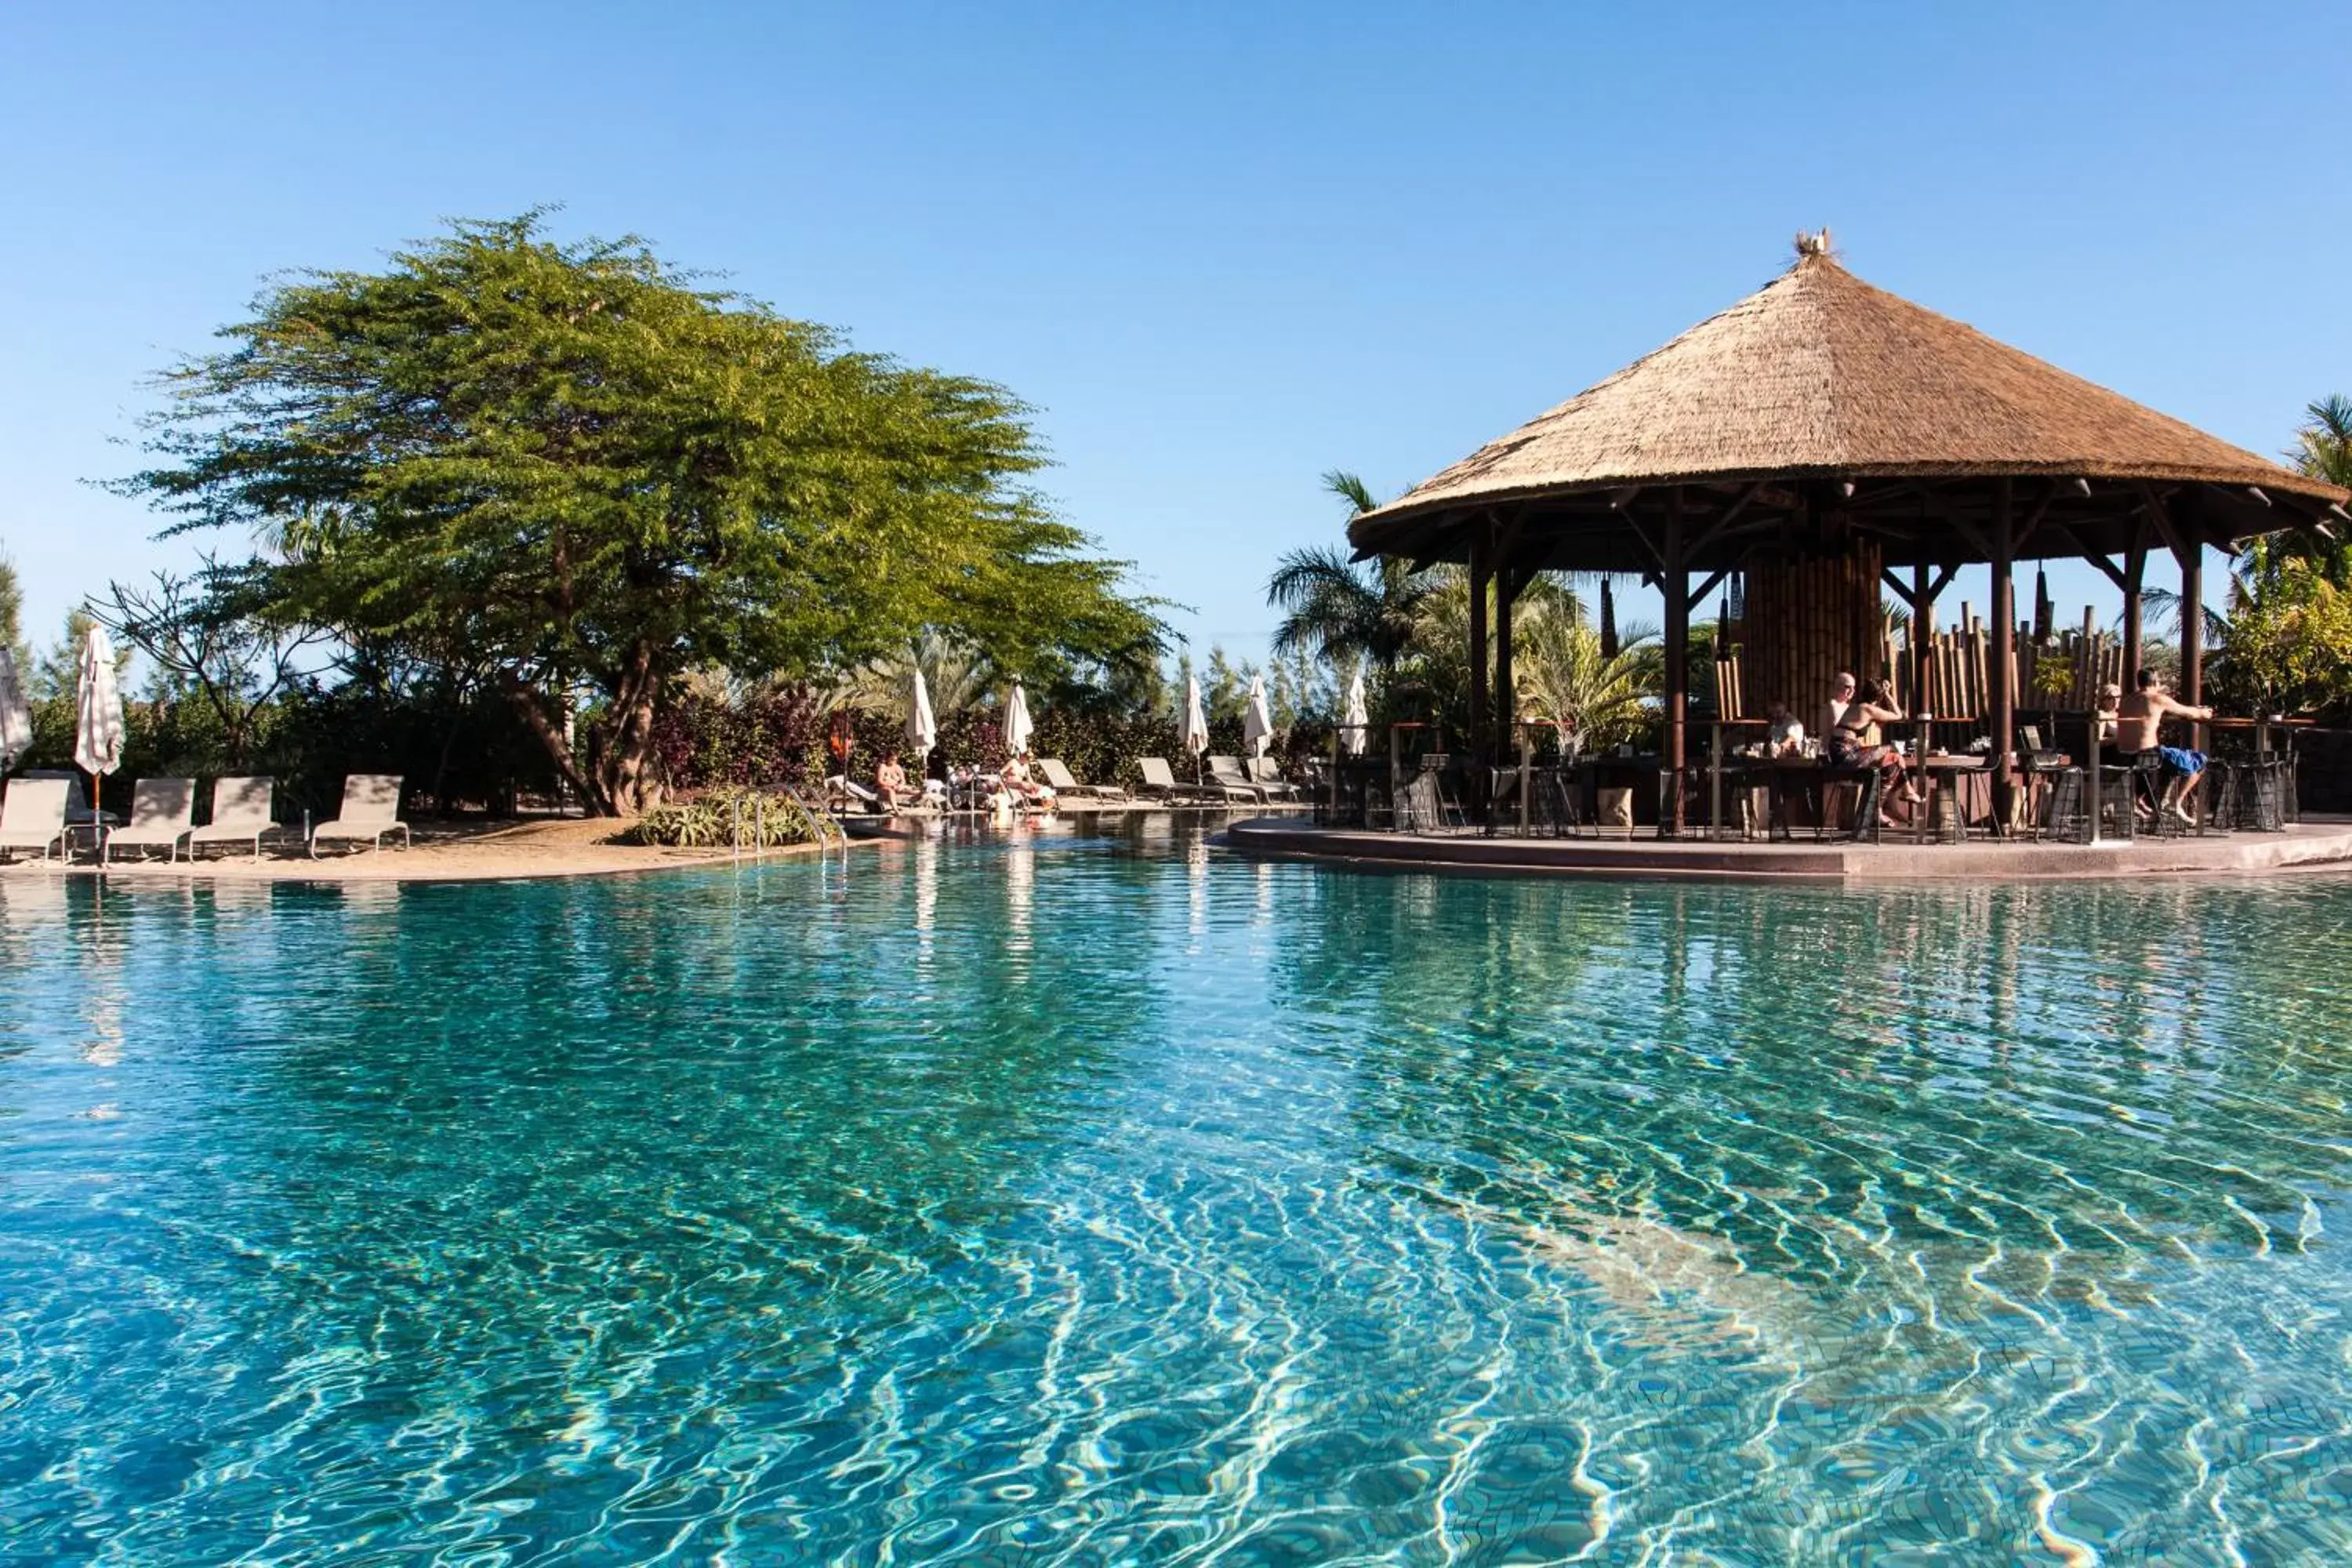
[0,800,1301,883]
[0,817,819,883]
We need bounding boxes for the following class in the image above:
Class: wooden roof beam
[2134,482,2194,563]
[1682,481,1769,559]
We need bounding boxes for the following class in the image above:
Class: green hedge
[12,677,1316,819]
[12,684,559,819]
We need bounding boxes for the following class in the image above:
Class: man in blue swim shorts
[2115,668,2214,826]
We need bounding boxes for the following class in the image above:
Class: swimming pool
[3,819,2349,1562]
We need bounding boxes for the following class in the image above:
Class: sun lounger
[189,776,285,862]
[1036,758,1127,801]
[1207,756,1272,803]
[19,769,112,826]
[1138,757,1239,802]
[1247,757,1302,800]
[0,778,71,862]
[103,778,198,863]
[311,775,412,855]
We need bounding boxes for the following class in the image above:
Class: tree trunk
[430,702,464,813]
[593,639,665,815]
[499,670,609,815]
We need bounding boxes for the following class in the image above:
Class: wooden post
[1990,481,2017,829]
[1329,726,1341,822]
[1709,720,1724,841]
[1662,489,1688,837]
[1910,562,1935,720]
[1388,723,1403,830]
[1518,724,1533,837]
[1468,530,1490,821]
[2122,543,2147,681]
[1495,564,1516,781]
[2180,540,2205,753]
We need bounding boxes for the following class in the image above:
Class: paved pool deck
[1225,815,2352,883]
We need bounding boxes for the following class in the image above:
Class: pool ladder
[759,785,850,855]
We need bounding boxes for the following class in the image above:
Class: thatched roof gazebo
[1349,233,2350,824]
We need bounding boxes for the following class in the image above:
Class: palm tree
[1510,612,1657,750]
[827,630,996,717]
[2292,394,2352,490]
[1407,570,1650,746]
[1265,472,1434,675]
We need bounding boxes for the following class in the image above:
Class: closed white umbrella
[1180,675,1209,760]
[1003,681,1033,759]
[1243,673,1274,760]
[75,624,126,824]
[1342,667,1370,757]
[0,648,31,770]
[906,669,938,760]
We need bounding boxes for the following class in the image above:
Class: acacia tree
[116,214,1160,813]
[89,556,326,768]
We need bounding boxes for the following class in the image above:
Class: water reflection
[1,833,2347,1562]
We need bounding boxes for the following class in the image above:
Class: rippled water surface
[5,818,2352,1564]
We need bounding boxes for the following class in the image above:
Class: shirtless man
[875,752,912,809]
[1819,672,1857,746]
[2114,669,2212,825]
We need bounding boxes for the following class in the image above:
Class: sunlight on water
[2,819,2350,1563]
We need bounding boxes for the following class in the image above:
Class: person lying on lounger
[1000,753,1057,810]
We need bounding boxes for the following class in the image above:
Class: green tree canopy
[114,213,1162,811]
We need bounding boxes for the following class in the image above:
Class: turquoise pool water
[3,819,2350,1563]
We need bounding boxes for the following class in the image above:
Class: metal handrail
[776,783,849,851]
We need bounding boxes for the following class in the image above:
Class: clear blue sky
[3,2,2344,665]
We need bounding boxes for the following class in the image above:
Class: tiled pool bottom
[2,819,2348,1563]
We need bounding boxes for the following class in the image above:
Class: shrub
[614,786,821,848]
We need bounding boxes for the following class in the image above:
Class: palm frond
[1321,470,1380,517]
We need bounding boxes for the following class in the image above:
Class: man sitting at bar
[1766,700,1806,757]
[2096,683,2122,745]
[1819,672,1857,745]
[2114,669,2212,826]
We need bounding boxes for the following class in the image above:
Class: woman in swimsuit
[1828,677,1922,821]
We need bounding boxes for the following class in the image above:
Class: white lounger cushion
[190,777,279,843]
[105,779,198,859]
[0,779,71,854]
[313,775,410,850]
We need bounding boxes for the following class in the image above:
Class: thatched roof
[1352,239,2347,572]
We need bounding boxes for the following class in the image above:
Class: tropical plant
[1265,472,1436,677]
[2292,394,2352,494]
[1510,615,1657,750]
[113,212,1163,813]
[2213,543,2352,718]
[826,630,998,719]
[615,786,822,848]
